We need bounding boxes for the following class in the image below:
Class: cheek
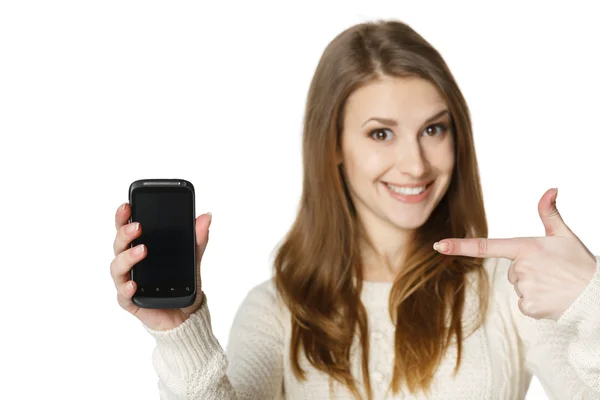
[427,141,455,174]
[344,145,388,180]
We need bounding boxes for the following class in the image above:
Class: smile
[382,181,434,204]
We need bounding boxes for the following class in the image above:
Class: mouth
[382,180,434,203]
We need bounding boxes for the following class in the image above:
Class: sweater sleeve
[498,256,600,400]
[143,279,286,400]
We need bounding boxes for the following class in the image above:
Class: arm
[144,280,286,399]
[504,256,600,399]
[554,255,600,398]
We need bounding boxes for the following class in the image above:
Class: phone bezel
[128,179,197,309]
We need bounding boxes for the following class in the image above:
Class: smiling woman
[340,77,456,245]
[109,19,600,400]
[272,21,489,398]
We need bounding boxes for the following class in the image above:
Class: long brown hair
[273,20,489,399]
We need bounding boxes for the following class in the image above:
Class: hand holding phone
[110,179,211,330]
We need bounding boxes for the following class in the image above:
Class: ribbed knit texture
[144,256,600,399]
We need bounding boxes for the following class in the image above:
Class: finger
[513,281,523,298]
[196,212,212,258]
[518,297,538,319]
[110,244,147,288]
[507,261,519,285]
[518,297,525,315]
[433,237,522,259]
[537,188,572,237]
[115,203,131,230]
[117,279,140,314]
[113,221,142,256]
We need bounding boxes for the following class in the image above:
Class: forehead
[343,76,447,126]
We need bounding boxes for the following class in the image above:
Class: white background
[1,1,599,399]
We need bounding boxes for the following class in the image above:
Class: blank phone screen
[130,187,195,297]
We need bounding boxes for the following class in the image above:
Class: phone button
[140,288,144,293]
[155,287,160,292]
[186,287,190,291]
[170,287,175,292]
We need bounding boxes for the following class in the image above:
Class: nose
[395,139,428,178]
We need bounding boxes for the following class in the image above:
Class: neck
[358,215,414,283]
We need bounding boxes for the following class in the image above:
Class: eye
[423,123,449,137]
[370,128,393,141]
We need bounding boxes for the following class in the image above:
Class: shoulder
[479,257,518,300]
[231,277,289,330]
[479,257,533,330]
[458,258,518,332]
[243,277,285,308]
[480,257,521,304]
[226,277,289,356]
[464,257,513,301]
[481,257,512,283]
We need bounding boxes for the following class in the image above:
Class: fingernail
[120,203,127,212]
[433,241,449,252]
[136,244,145,255]
[207,212,212,226]
[128,281,134,290]
[128,222,139,233]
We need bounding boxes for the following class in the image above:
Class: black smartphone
[128,179,197,309]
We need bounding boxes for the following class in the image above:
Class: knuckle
[112,253,131,278]
[113,241,124,258]
[116,292,128,310]
[109,259,118,279]
[511,262,522,276]
[519,298,529,315]
[119,225,132,241]
[477,239,488,256]
[530,239,544,252]
[117,224,127,237]
[113,231,128,255]
[118,283,130,299]
[118,223,140,242]
[519,298,537,318]
[117,285,132,304]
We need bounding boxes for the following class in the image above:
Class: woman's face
[340,76,455,236]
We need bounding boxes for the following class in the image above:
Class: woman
[110,20,600,399]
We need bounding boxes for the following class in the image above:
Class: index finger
[434,237,523,260]
[115,203,130,230]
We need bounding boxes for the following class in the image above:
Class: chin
[385,198,440,230]
[388,215,430,231]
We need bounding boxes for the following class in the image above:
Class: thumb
[196,212,212,258]
[538,188,571,236]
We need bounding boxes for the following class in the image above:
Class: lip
[382,180,435,204]
[383,180,433,188]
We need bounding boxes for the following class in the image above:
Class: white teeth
[386,183,427,195]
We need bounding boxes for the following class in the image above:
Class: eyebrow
[361,108,450,128]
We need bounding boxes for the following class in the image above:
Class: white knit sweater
[144,257,600,399]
